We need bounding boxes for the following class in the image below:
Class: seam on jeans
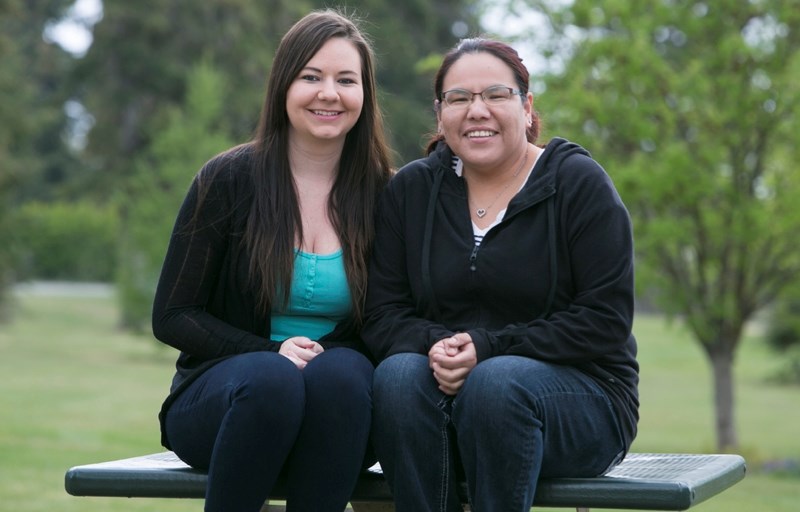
[511,407,536,510]
[437,396,451,512]
[598,395,626,476]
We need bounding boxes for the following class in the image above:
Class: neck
[464,144,529,185]
[288,138,342,182]
[464,144,530,184]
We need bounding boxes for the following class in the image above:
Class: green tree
[72,0,483,188]
[70,0,293,197]
[514,1,800,450]
[0,0,79,200]
[349,0,484,160]
[0,0,80,319]
[120,61,234,331]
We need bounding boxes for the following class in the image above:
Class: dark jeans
[372,353,626,512]
[164,348,374,512]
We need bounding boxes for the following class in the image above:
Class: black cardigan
[152,146,363,449]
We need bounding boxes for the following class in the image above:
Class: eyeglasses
[439,85,524,109]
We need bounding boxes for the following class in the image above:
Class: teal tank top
[270,249,352,342]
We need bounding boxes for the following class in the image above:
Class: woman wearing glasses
[362,38,639,511]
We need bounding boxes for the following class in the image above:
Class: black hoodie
[363,137,639,449]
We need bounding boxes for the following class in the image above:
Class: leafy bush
[13,201,118,282]
[766,293,800,353]
[765,290,800,385]
[0,206,14,322]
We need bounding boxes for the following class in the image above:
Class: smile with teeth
[466,130,496,138]
[313,110,341,117]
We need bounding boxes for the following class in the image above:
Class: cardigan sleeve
[151,157,274,360]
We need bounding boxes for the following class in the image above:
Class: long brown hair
[426,38,541,154]
[246,9,392,323]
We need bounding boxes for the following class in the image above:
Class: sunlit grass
[1,290,797,511]
[1,291,195,512]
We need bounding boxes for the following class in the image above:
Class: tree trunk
[0,270,12,324]
[708,347,738,451]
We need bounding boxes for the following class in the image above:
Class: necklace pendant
[476,208,487,218]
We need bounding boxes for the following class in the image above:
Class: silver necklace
[472,146,529,218]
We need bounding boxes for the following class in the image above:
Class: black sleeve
[151,160,274,360]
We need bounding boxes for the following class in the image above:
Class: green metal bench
[65,451,746,511]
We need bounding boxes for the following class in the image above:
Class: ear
[523,92,534,125]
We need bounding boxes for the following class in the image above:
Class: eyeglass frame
[435,85,526,110]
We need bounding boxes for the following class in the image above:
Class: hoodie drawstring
[421,168,444,319]
[541,198,557,318]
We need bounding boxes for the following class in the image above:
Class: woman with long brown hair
[152,10,392,512]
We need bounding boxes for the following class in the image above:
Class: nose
[317,77,339,100]
[466,95,491,118]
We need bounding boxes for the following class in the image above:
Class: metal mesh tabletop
[66,452,746,510]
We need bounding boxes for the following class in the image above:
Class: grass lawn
[1,287,797,511]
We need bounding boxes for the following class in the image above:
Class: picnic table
[65,450,746,511]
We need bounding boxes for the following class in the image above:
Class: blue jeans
[372,354,625,512]
[164,348,374,512]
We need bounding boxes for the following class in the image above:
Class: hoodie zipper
[469,244,479,271]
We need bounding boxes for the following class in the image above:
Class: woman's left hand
[279,336,324,369]
[428,333,477,395]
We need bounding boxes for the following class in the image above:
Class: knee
[461,358,511,395]
[373,353,442,422]
[373,353,431,398]
[303,348,373,397]
[456,358,531,419]
[226,352,304,405]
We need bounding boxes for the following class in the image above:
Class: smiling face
[286,37,364,149]
[437,52,532,174]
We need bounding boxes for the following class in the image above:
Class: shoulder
[541,138,614,189]
[534,139,627,217]
[184,144,258,224]
[374,151,444,217]
[197,144,256,187]
[390,145,451,190]
[547,145,629,225]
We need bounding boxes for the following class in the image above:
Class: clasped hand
[428,333,477,395]
[279,336,324,369]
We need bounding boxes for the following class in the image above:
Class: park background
[1,0,798,510]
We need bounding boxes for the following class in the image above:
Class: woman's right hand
[428,333,477,395]
[279,336,324,369]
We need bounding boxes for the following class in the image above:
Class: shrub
[766,294,800,352]
[765,290,800,385]
[13,201,118,282]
